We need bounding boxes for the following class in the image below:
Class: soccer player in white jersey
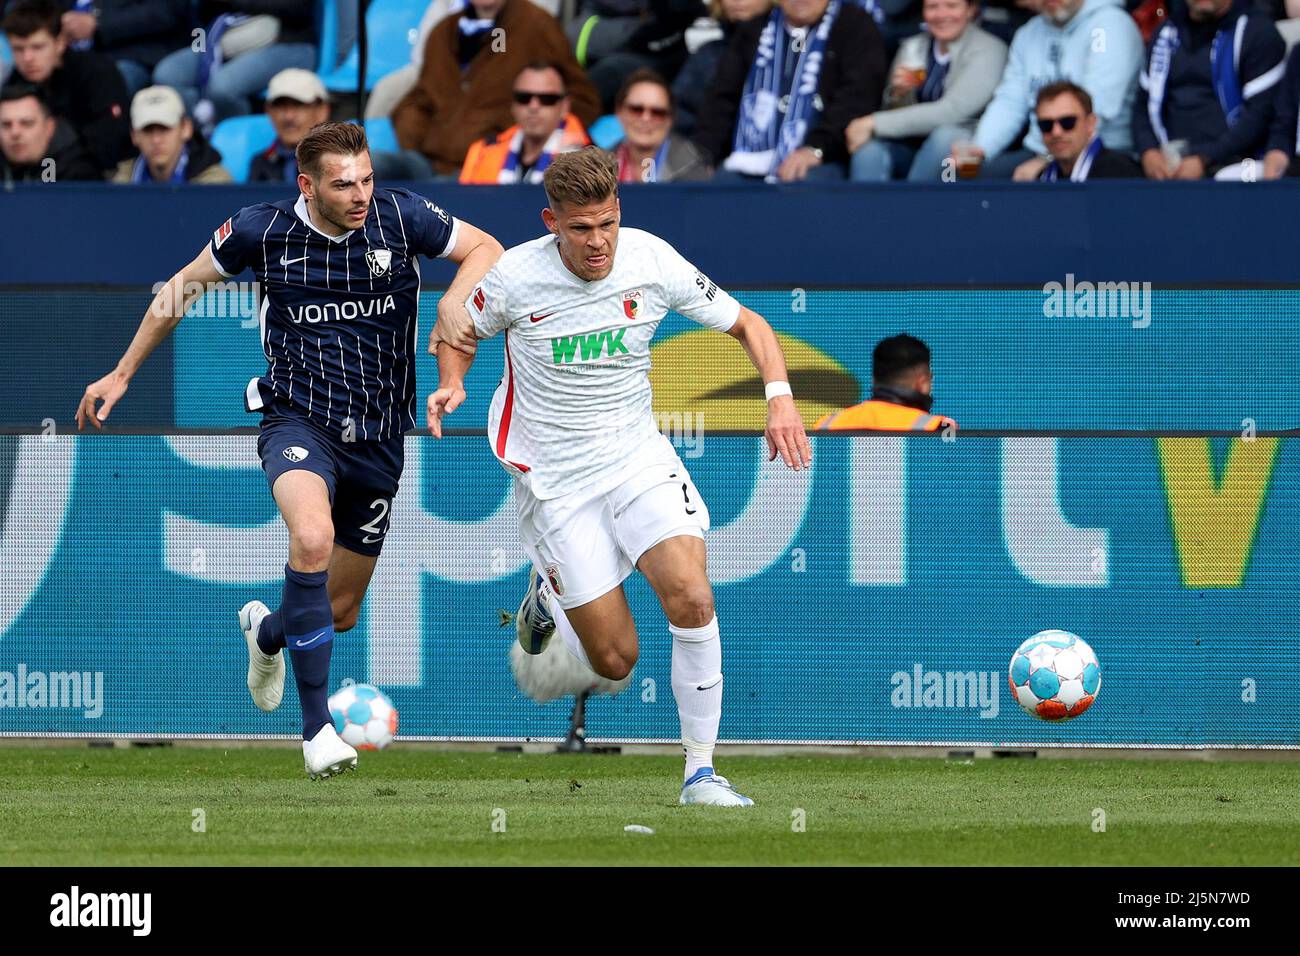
[428,147,811,806]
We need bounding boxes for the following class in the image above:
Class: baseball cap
[131,86,185,130]
[267,69,329,105]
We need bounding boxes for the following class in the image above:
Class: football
[328,683,399,750]
[1008,630,1101,721]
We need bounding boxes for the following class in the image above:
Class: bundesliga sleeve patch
[213,218,233,250]
[471,286,486,312]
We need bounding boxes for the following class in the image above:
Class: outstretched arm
[725,306,811,471]
[76,245,223,430]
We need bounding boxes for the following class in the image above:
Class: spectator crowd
[5,0,1300,184]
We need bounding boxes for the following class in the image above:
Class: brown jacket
[393,0,600,175]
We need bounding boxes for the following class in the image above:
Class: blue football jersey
[209,187,459,440]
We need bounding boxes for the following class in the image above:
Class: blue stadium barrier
[210,115,275,183]
[318,0,424,93]
[5,181,1300,287]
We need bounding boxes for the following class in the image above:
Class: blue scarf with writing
[726,0,840,178]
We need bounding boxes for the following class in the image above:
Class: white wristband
[764,380,793,401]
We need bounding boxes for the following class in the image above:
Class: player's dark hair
[2,0,62,39]
[544,146,618,210]
[0,82,49,116]
[873,334,931,386]
[296,121,369,180]
[614,68,674,114]
[515,60,567,93]
[1036,80,1093,116]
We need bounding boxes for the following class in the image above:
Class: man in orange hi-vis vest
[815,333,956,432]
[460,63,591,185]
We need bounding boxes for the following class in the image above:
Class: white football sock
[670,616,722,780]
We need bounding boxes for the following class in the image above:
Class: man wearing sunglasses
[391,0,599,178]
[943,0,1144,178]
[460,61,591,183]
[1013,80,1140,180]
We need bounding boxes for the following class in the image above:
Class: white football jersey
[467,227,740,499]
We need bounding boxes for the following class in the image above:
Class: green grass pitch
[2,747,1298,866]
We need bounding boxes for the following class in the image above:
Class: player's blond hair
[543,147,618,211]
[297,122,369,180]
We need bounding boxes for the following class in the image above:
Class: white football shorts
[515,451,710,610]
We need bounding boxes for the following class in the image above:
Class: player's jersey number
[360,498,391,544]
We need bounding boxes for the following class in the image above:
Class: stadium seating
[317,0,426,94]
[212,115,400,181]
[252,0,349,98]
[363,116,399,153]
[211,115,275,183]
[316,0,340,73]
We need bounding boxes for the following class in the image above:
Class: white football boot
[516,572,557,655]
[239,600,284,712]
[303,723,357,780]
[680,767,755,807]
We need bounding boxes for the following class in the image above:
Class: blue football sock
[256,609,285,656]
[277,563,335,740]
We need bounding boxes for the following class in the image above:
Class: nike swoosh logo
[294,628,331,648]
[529,311,556,323]
[361,534,384,544]
[280,255,309,267]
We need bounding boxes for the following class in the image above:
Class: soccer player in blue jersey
[76,122,503,779]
